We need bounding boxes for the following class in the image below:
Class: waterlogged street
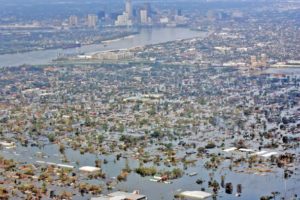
[0,63,299,199]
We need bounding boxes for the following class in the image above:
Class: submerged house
[179,191,212,199]
[91,191,147,200]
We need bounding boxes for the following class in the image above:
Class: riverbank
[0,27,207,67]
[0,31,139,56]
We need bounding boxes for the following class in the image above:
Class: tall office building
[69,15,78,27]
[125,0,133,19]
[115,12,133,26]
[115,0,134,26]
[176,9,182,16]
[87,14,98,28]
[140,9,148,24]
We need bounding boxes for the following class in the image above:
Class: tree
[117,123,125,133]
[102,123,108,132]
[135,166,157,177]
[172,168,183,179]
[235,139,247,149]
[205,141,216,149]
[59,143,65,154]
[48,133,55,143]
[41,182,47,194]
[98,135,104,144]
[225,183,233,194]
[248,156,257,168]
[197,147,205,154]
[210,180,220,193]
[165,143,173,150]
[151,130,162,138]
[95,160,101,168]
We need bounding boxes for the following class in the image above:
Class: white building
[115,12,133,26]
[179,191,212,199]
[79,166,101,173]
[92,51,134,60]
[91,191,147,200]
[140,9,148,24]
[87,14,98,28]
[125,0,133,19]
[69,15,78,27]
[160,17,169,24]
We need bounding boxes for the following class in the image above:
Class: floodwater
[2,142,299,200]
[0,28,299,199]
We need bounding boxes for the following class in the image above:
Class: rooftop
[180,191,212,199]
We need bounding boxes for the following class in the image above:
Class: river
[264,68,300,76]
[0,28,207,67]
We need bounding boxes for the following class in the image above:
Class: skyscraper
[176,9,182,16]
[87,14,98,28]
[69,15,78,27]
[140,9,148,24]
[125,0,133,19]
[115,12,132,26]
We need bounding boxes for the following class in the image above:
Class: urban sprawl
[0,0,299,200]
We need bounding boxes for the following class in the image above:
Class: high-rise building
[115,12,132,26]
[87,14,98,28]
[125,0,133,19]
[140,9,148,24]
[115,0,134,26]
[176,9,182,16]
[69,15,78,27]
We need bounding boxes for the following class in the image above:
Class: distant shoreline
[0,27,206,67]
[0,31,139,56]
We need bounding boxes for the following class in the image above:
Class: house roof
[180,191,212,199]
[109,191,146,200]
[79,166,101,172]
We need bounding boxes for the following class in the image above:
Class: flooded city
[0,0,299,200]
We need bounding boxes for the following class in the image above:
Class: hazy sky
[0,0,264,21]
